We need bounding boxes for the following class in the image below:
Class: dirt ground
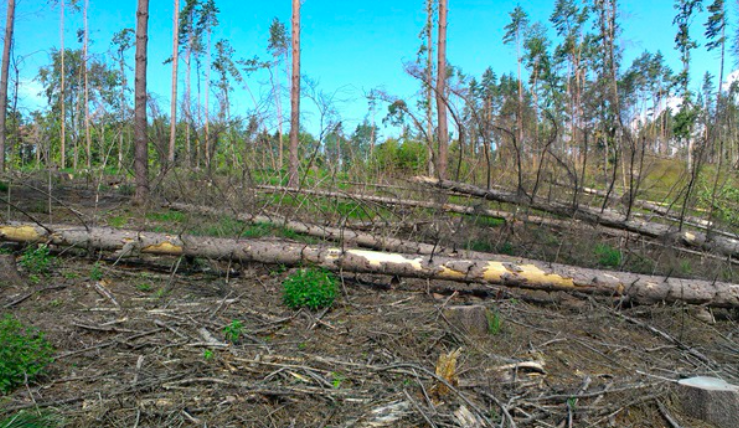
[1,178,738,427]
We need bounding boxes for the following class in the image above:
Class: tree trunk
[83,0,91,169]
[288,0,301,187]
[204,27,211,169]
[0,0,16,172]
[133,0,150,205]
[435,0,448,179]
[168,0,180,164]
[425,0,435,177]
[414,176,739,258]
[1,222,737,308]
[59,0,66,169]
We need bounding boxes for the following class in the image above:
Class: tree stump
[443,305,490,336]
[0,253,22,286]
[677,376,739,428]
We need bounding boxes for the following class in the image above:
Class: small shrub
[282,268,338,310]
[19,244,52,275]
[203,349,214,360]
[223,320,244,343]
[594,243,621,268]
[90,262,104,281]
[486,310,503,335]
[0,315,54,394]
[136,283,153,292]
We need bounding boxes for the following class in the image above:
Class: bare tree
[436,0,448,179]
[133,0,150,204]
[168,0,180,164]
[0,0,16,171]
[288,0,301,186]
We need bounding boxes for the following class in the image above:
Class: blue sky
[4,0,733,138]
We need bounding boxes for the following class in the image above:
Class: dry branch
[2,222,738,308]
[414,176,739,258]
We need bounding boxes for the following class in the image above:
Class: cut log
[1,222,738,308]
[414,176,739,258]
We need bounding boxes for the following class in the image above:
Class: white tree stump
[677,376,739,428]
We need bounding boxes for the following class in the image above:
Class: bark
[1,221,737,308]
[414,176,739,258]
[168,0,180,164]
[288,0,300,187]
[0,0,15,172]
[435,0,448,179]
[133,0,150,205]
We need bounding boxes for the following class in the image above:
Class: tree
[133,0,150,205]
[288,0,300,186]
[435,0,448,179]
[0,0,16,171]
[198,0,218,168]
[704,0,725,103]
[112,29,134,170]
[268,18,288,170]
[503,4,529,162]
[673,0,703,169]
[168,0,180,164]
[82,0,91,168]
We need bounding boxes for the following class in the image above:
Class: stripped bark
[1,222,738,308]
[414,176,739,258]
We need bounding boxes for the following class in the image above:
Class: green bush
[223,319,244,343]
[0,316,54,394]
[18,244,52,275]
[594,243,621,268]
[282,268,339,310]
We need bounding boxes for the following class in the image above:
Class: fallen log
[256,185,629,237]
[1,222,738,308]
[257,184,511,220]
[557,181,738,240]
[414,176,739,259]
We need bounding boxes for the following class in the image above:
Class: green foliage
[498,242,516,256]
[594,243,621,268]
[90,262,104,281]
[19,244,52,275]
[136,283,153,292]
[0,316,55,394]
[146,210,187,224]
[282,268,339,310]
[370,138,429,174]
[203,349,214,361]
[0,410,62,428]
[330,371,345,389]
[486,310,503,335]
[109,215,128,228]
[0,181,8,193]
[223,320,244,343]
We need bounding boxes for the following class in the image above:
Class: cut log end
[677,376,739,428]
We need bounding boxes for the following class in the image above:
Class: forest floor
[1,175,738,427]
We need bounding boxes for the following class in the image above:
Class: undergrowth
[0,315,54,394]
[282,268,339,310]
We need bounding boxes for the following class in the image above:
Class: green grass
[486,310,503,335]
[0,410,62,428]
[282,268,339,311]
[109,215,128,228]
[146,210,187,224]
[0,315,55,394]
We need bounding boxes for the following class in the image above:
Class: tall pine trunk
[435,0,448,179]
[133,0,150,205]
[83,0,91,168]
[59,1,66,168]
[0,0,16,172]
[168,0,180,164]
[288,0,300,187]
